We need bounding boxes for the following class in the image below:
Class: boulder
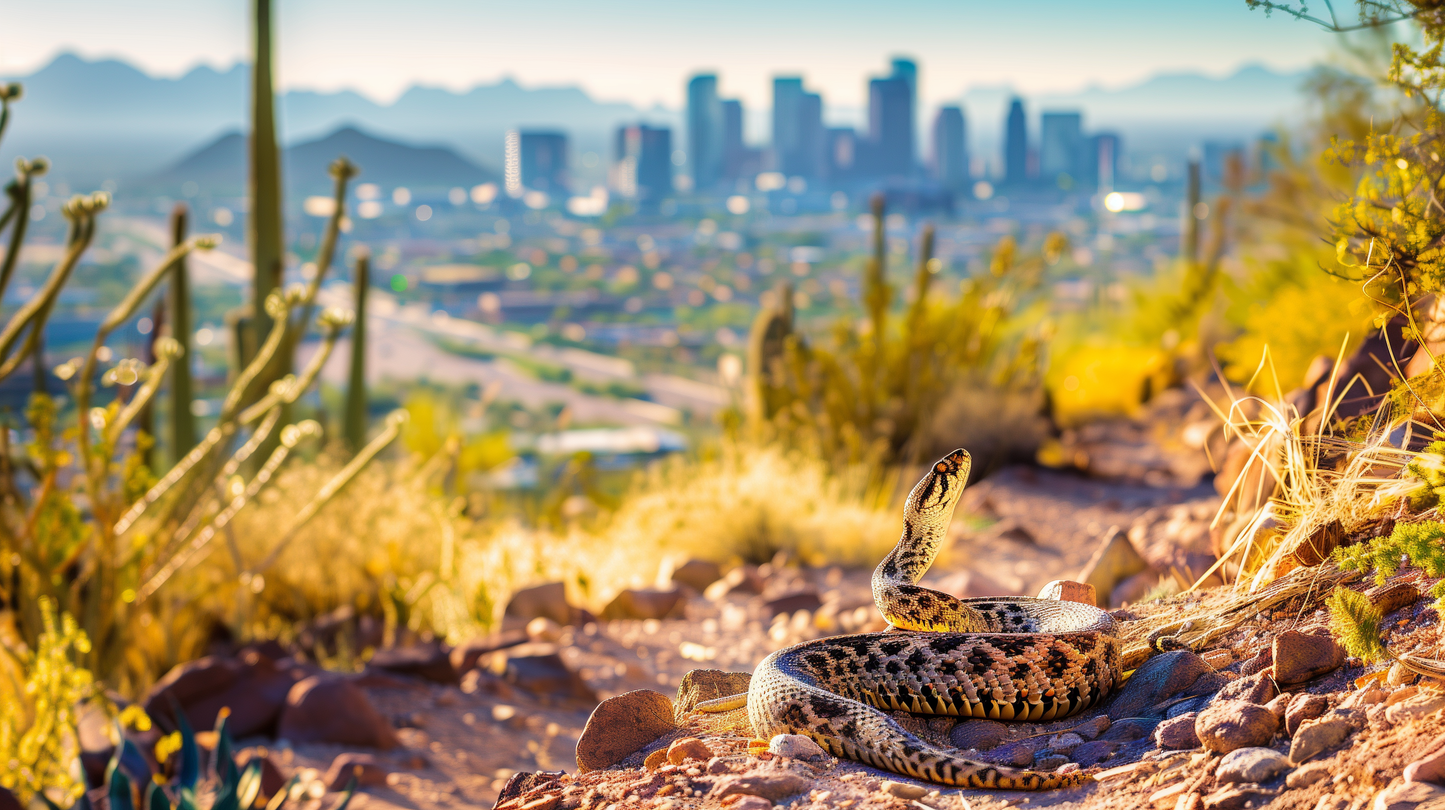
[504,582,574,628]
[144,652,303,739]
[762,591,823,618]
[1285,693,1329,736]
[1104,650,1215,719]
[576,690,677,772]
[276,676,398,749]
[1036,580,1097,606]
[601,588,685,621]
[324,752,390,789]
[670,560,723,593]
[1290,709,1364,764]
[490,643,596,702]
[1078,528,1150,608]
[1272,631,1346,685]
[1216,747,1291,784]
[1196,700,1279,754]
[675,669,752,716]
[1156,713,1201,749]
[448,630,529,673]
[1214,673,1278,706]
[368,643,458,684]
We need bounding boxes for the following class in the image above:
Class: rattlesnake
[707,448,1120,790]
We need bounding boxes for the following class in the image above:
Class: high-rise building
[931,106,967,191]
[518,130,569,194]
[1040,111,1083,188]
[614,124,673,204]
[772,77,824,179]
[1004,98,1028,185]
[1085,132,1121,191]
[687,74,724,191]
[869,76,913,177]
[825,127,860,182]
[890,57,919,155]
[722,99,744,180]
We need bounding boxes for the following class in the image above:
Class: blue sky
[3,0,1339,108]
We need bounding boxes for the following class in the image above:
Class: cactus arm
[344,251,369,451]
[168,205,197,459]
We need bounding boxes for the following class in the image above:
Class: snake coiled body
[746,449,1121,790]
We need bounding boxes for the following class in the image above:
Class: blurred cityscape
[0,52,1292,478]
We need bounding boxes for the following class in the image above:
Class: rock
[729,797,773,810]
[1241,650,1273,676]
[704,566,765,599]
[1287,762,1332,788]
[576,690,677,772]
[1290,710,1364,764]
[882,781,928,800]
[1101,719,1154,742]
[1215,673,1279,706]
[1071,740,1120,767]
[950,719,1009,751]
[1047,732,1085,754]
[763,591,823,618]
[1078,527,1150,607]
[1264,694,1291,718]
[1273,631,1346,685]
[1286,693,1329,735]
[666,737,713,764]
[1169,698,1205,719]
[1036,754,1070,771]
[325,753,390,789]
[1373,781,1445,810]
[235,750,287,798]
[1405,735,1445,784]
[769,734,828,762]
[1203,785,1277,810]
[494,772,565,806]
[448,630,528,673]
[144,653,302,739]
[927,569,1014,599]
[1370,582,1423,616]
[670,559,723,593]
[1385,693,1445,725]
[1196,701,1279,754]
[368,644,458,684]
[1037,580,1097,606]
[711,771,812,801]
[601,588,685,621]
[1203,649,1234,670]
[706,756,735,774]
[1105,650,1216,719]
[526,617,565,642]
[1073,715,1111,740]
[277,677,398,749]
[504,582,574,628]
[1157,713,1201,749]
[1216,748,1291,784]
[490,643,596,701]
[980,739,1038,767]
[675,669,752,716]
[1111,568,1162,608]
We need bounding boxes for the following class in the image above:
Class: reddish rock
[235,749,287,798]
[674,669,752,715]
[492,643,596,701]
[1285,693,1329,735]
[926,569,1013,599]
[576,690,677,772]
[368,643,458,684]
[1036,580,1097,606]
[277,676,398,749]
[762,591,823,618]
[1215,673,1279,706]
[1272,631,1345,685]
[1405,733,1445,784]
[666,737,713,763]
[1072,740,1120,767]
[601,588,686,621]
[1196,700,1279,754]
[504,582,574,628]
[670,560,723,593]
[325,753,390,789]
[448,630,528,673]
[144,652,302,739]
[1156,713,1201,749]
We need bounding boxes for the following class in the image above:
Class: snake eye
[935,462,947,473]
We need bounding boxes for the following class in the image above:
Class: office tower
[1085,132,1121,191]
[518,130,568,194]
[687,74,724,190]
[869,76,913,177]
[931,106,967,191]
[614,124,673,204]
[722,98,745,180]
[772,77,824,179]
[826,127,860,182]
[1040,111,1083,187]
[1004,98,1028,185]
[890,57,919,155]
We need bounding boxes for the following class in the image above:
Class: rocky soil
[71,460,1444,810]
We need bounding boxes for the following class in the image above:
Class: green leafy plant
[1335,519,1445,606]
[1326,585,1389,662]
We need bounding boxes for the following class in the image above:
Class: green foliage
[167,204,198,463]
[1335,519,1445,607]
[1326,585,1390,663]
[0,598,95,804]
[344,251,370,453]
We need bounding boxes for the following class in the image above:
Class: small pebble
[1046,732,1085,754]
[667,737,713,764]
[881,781,928,800]
[767,734,828,762]
[1215,747,1290,784]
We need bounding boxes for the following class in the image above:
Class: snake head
[932,449,971,478]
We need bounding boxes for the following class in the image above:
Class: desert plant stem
[0,203,93,378]
[168,204,197,461]
[344,251,370,452]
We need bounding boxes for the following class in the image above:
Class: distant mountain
[148,125,497,194]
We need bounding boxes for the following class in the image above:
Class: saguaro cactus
[248,0,285,375]
[344,250,370,453]
[168,203,197,460]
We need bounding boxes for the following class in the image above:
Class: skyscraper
[1004,98,1028,186]
[772,77,823,179]
[931,106,967,191]
[1040,111,1083,188]
[519,131,569,194]
[1085,132,1121,191]
[890,57,919,155]
[614,124,672,205]
[687,74,724,190]
[869,76,913,177]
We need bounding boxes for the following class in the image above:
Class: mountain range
[0,53,1311,189]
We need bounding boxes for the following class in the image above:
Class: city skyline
[3,0,1339,110]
